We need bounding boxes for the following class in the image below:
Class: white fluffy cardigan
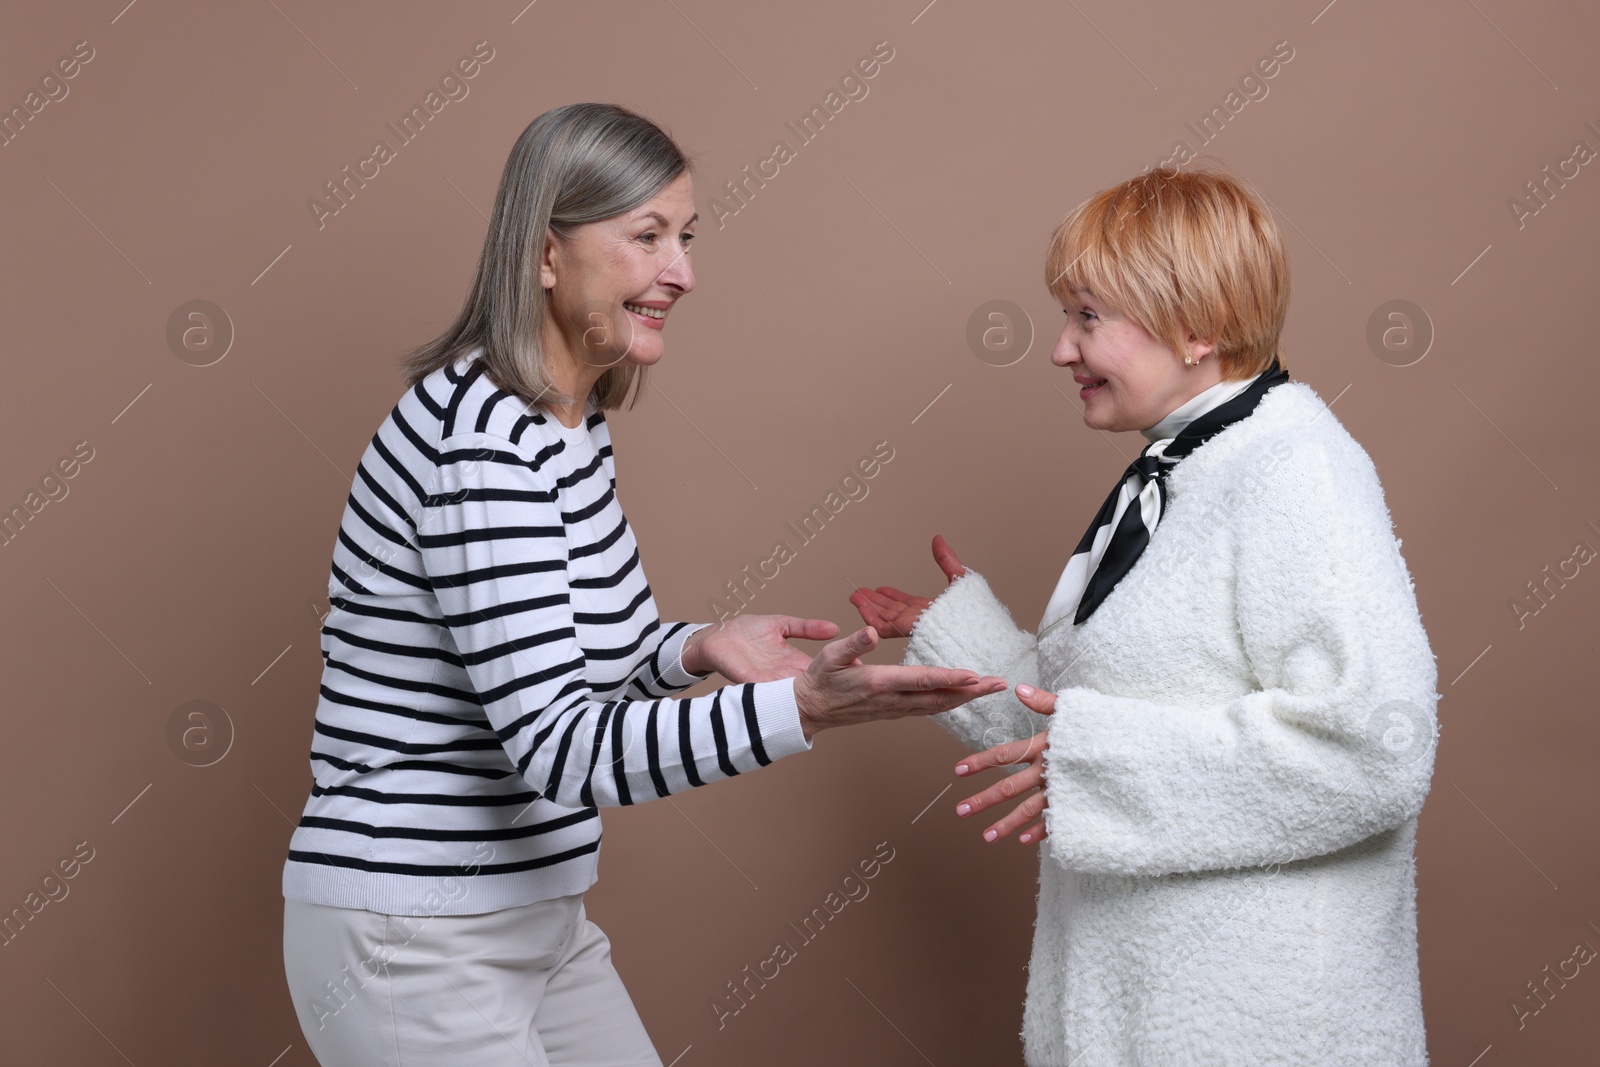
[903,381,1440,1065]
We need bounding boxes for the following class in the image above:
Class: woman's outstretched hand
[681,614,839,683]
[792,625,1008,741]
[849,534,970,639]
[954,684,1057,845]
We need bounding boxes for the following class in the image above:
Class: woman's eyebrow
[636,211,699,228]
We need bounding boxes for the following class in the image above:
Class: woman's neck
[1140,373,1257,442]
[539,319,604,429]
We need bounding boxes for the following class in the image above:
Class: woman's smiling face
[540,171,697,371]
[1051,287,1219,433]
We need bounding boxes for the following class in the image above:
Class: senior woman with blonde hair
[278,102,1005,1067]
[854,162,1440,1064]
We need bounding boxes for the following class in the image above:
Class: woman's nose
[1051,324,1077,366]
[657,247,695,293]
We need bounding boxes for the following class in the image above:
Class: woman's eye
[681,234,695,249]
[638,232,657,244]
[1079,310,1096,322]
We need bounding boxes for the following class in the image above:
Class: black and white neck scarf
[1039,359,1291,632]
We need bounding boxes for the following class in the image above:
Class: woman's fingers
[843,624,879,657]
[846,589,877,623]
[955,766,1047,841]
[857,676,1007,719]
[853,589,899,617]
[784,616,841,641]
[1014,683,1058,715]
[860,587,919,618]
[860,670,1007,718]
[950,724,1052,842]
[955,762,1044,816]
[846,587,934,641]
[932,534,968,583]
[814,626,878,672]
[981,791,1048,842]
[955,731,1047,777]
[805,643,1007,725]
[923,678,1009,709]
[848,590,904,635]
[900,664,987,691]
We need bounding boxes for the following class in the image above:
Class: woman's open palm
[698,613,839,683]
[849,534,969,639]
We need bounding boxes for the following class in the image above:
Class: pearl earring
[1184,355,1195,366]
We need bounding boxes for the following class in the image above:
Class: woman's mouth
[623,302,667,330]
[1079,379,1107,399]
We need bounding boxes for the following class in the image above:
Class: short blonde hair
[1043,160,1290,379]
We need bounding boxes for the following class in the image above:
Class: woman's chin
[583,342,663,371]
[1081,408,1114,432]
[622,343,665,367]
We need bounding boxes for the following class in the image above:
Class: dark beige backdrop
[3,1,1597,1064]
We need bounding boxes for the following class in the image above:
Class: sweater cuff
[1041,686,1126,872]
[659,622,713,689]
[904,570,1035,677]
[752,676,812,758]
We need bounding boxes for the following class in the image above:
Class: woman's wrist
[793,674,823,741]
[679,625,713,677]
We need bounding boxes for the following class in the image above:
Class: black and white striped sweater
[282,347,808,916]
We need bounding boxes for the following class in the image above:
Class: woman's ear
[539,228,562,290]
[1184,332,1217,363]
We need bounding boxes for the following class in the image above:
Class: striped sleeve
[416,431,810,808]
[621,620,714,699]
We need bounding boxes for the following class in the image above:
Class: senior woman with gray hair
[278,102,1005,1066]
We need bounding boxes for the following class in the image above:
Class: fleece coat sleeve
[1042,433,1440,877]
[901,570,1050,752]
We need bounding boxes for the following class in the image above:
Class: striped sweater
[282,347,810,916]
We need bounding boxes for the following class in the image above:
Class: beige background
[2,0,1597,1063]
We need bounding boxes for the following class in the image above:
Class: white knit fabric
[903,381,1439,1066]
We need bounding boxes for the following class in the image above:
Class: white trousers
[282,893,662,1067]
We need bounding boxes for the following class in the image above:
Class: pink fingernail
[983,829,998,842]
[1019,833,1032,843]
[956,802,971,816]
[955,764,970,776]
[1017,684,1034,697]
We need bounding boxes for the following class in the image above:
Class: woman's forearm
[902,569,1048,750]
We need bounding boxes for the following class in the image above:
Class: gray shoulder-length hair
[398,102,691,412]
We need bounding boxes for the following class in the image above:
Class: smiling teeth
[624,303,665,319]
